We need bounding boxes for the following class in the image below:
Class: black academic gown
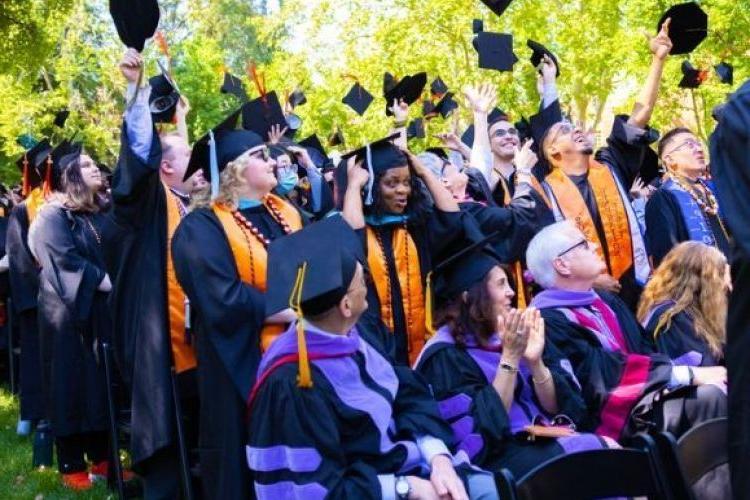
[32,204,110,438]
[6,202,45,420]
[106,124,177,468]
[171,205,303,500]
[644,306,723,367]
[645,186,731,267]
[708,79,750,500]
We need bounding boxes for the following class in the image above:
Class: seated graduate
[341,133,481,365]
[638,241,729,367]
[247,216,498,500]
[414,238,614,479]
[171,111,304,499]
[527,220,727,441]
[645,127,731,267]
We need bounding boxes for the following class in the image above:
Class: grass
[0,387,111,499]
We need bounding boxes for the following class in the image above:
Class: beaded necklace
[230,196,293,246]
[668,173,730,241]
[84,215,101,245]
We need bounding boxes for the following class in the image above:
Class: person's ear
[340,296,352,319]
[160,159,173,176]
[552,257,571,278]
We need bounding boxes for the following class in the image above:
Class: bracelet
[499,361,519,373]
[532,368,553,385]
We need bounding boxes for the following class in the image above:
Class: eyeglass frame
[556,238,589,258]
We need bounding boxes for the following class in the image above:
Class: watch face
[396,477,410,496]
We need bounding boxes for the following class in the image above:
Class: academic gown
[643,304,723,367]
[360,209,481,364]
[105,123,180,468]
[247,325,472,499]
[645,185,731,267]
[414,327,608,478]
[31,204,110,437]
[708,79,750,499]
[6,202,45,420]
[171,205,304,500]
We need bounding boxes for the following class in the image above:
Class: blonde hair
[190,157,250,210]
[637,242,727,358]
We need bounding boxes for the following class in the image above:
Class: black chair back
[496,435,675,500]
[677,417,729,486]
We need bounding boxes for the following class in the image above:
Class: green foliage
[0,0,748,183]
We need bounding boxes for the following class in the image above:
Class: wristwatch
[395,476,411,499]
[499,361,519,373]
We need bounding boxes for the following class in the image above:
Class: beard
[581,145,595,155]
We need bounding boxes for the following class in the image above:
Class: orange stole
[545,163,633,279]
[366,226,426,364]
[164,185,196,373]
[212,194,303,352]
[25,187,46,224]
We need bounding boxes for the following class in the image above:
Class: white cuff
[669,365,692,388]
[378,474,396,500]
[542,82,559,109]
[416,435,450,466]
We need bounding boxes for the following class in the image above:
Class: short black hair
[657,127,694,159]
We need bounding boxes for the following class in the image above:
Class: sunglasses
[491,128,519,138]
[556,239,589,257]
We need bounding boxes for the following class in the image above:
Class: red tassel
[21,154,30,198]
[42,155,53,198]
[247,62,267,103]
[155,31,171,61]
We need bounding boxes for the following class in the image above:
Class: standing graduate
[707,78,750,499]
[645,127,730,266]
[7,140,51,427]
[28,149,115,491]
[539,23,673,308]
[247,216,498,499]
[527,221,727,442]
[171,112,304,499]
[415,242,613,479]
[638,242,729,367]
[341,133,480,365]
[107,48,204,498]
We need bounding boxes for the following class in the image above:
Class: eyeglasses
[248,147,270,161]
[556,239,589,257]
[547,122,575,145]
[491,128,519,138]
[664,139,703,156]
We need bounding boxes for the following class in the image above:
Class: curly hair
[637,241,727,358]
[435,264,513,347]
[190,156,250,210]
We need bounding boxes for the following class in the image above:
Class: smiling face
[440,162,468,199]
[660,131,707,178]
[238,145,278,195]
[543,122,595,165]
[377,166,411,214]
[489,120,521,159]
[79,154,102,191]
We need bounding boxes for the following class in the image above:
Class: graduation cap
[221,72,249,102]
[473,19,484,34]
[461,107,509,146]
[54,109,70,128]
[241,91,287,140]
[383,72,398,95]
[679,60,709,89]
[515,116,532,142]
[433,92,459,119]
[384,72,428,116]
[715,62,733,85]
[639,146,661,185]
[43,140,83,194]
[430,77,448,98]
[473,31,518,72]
[149,71,180,123]
[108,0,160,52]
[658,2,708,55]
[328,127,345,148]
[407,119,426,139]
[341,133,404,205]
[288,88,307,108]
[527,39,560,76]
[479,0,513,17]
[342,83,374,116]
[265,214,366,388]
[298,134,332,170]
[422,99,436,116]
[15,139,52,194]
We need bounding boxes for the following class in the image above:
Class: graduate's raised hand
[463,83,497,114]
[267,124,288,144]
[430,455,469,500]
[540,54,558,85]
[346,155,369,189]
[523,308,546,365]
[389,98,409,123]
[650,18,673,60]
[119,48,143,84]
[499,309,529,365]
[514,139,538,175]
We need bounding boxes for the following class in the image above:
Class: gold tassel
[514,262,527,309]
[289,262,312,388]
[424,271,435,337]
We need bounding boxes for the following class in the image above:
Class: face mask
[275,170,299,196]
[237,198,262,210]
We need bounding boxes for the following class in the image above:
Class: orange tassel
[21,154,30,197]
[155,31,171,60]
[247,61,267,103]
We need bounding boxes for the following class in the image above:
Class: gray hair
[417,152,445,179]
[526,220,585,289]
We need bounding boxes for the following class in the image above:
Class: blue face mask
[275,170,299,196]
[237,198,262,210]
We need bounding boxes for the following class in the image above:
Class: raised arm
[628,19,672,129]
[404,150,459,213]
[464,83,498,182]
[341,157,369,229]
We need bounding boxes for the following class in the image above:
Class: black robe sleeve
[6,204,38,313]
[644,189,688,266]
[171,209,266,399]
[649,310,722,367]
[595,115,651,189]
[248,364,384,499]
[529,98,563,180]
[32,207,105,322]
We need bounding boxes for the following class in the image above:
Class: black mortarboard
[384,72,428,116]
[299,134,326,156]
[432,237,503,303]
[639,146,661,185]
[473,31,518,72]
[407,119,425,139]
[298,134,332,169]
[288,88,307,108]
[341,134,405,204]
[473,19,484,34]
[431,77,448,97]
[241,91,287,140]
[46,140,82,193]
[461,107,509,146]
[515,116,532,142]
[342,83,374,116]
[149,72,180,123]
[422,99,436,116]
[658,2,708,55]
[328,128,346,147]
[433,92,459,119]
[108,0,160,52]
[425,147,449,161]
[221,72,248,102]
[383,72,397,95]
[679,60,708,89]
[527,39,560,76]
[54,109,70,128]
[715,62,733,85]
[16,139,52,192]
[479,0,513,17]
[185,108,244,182]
